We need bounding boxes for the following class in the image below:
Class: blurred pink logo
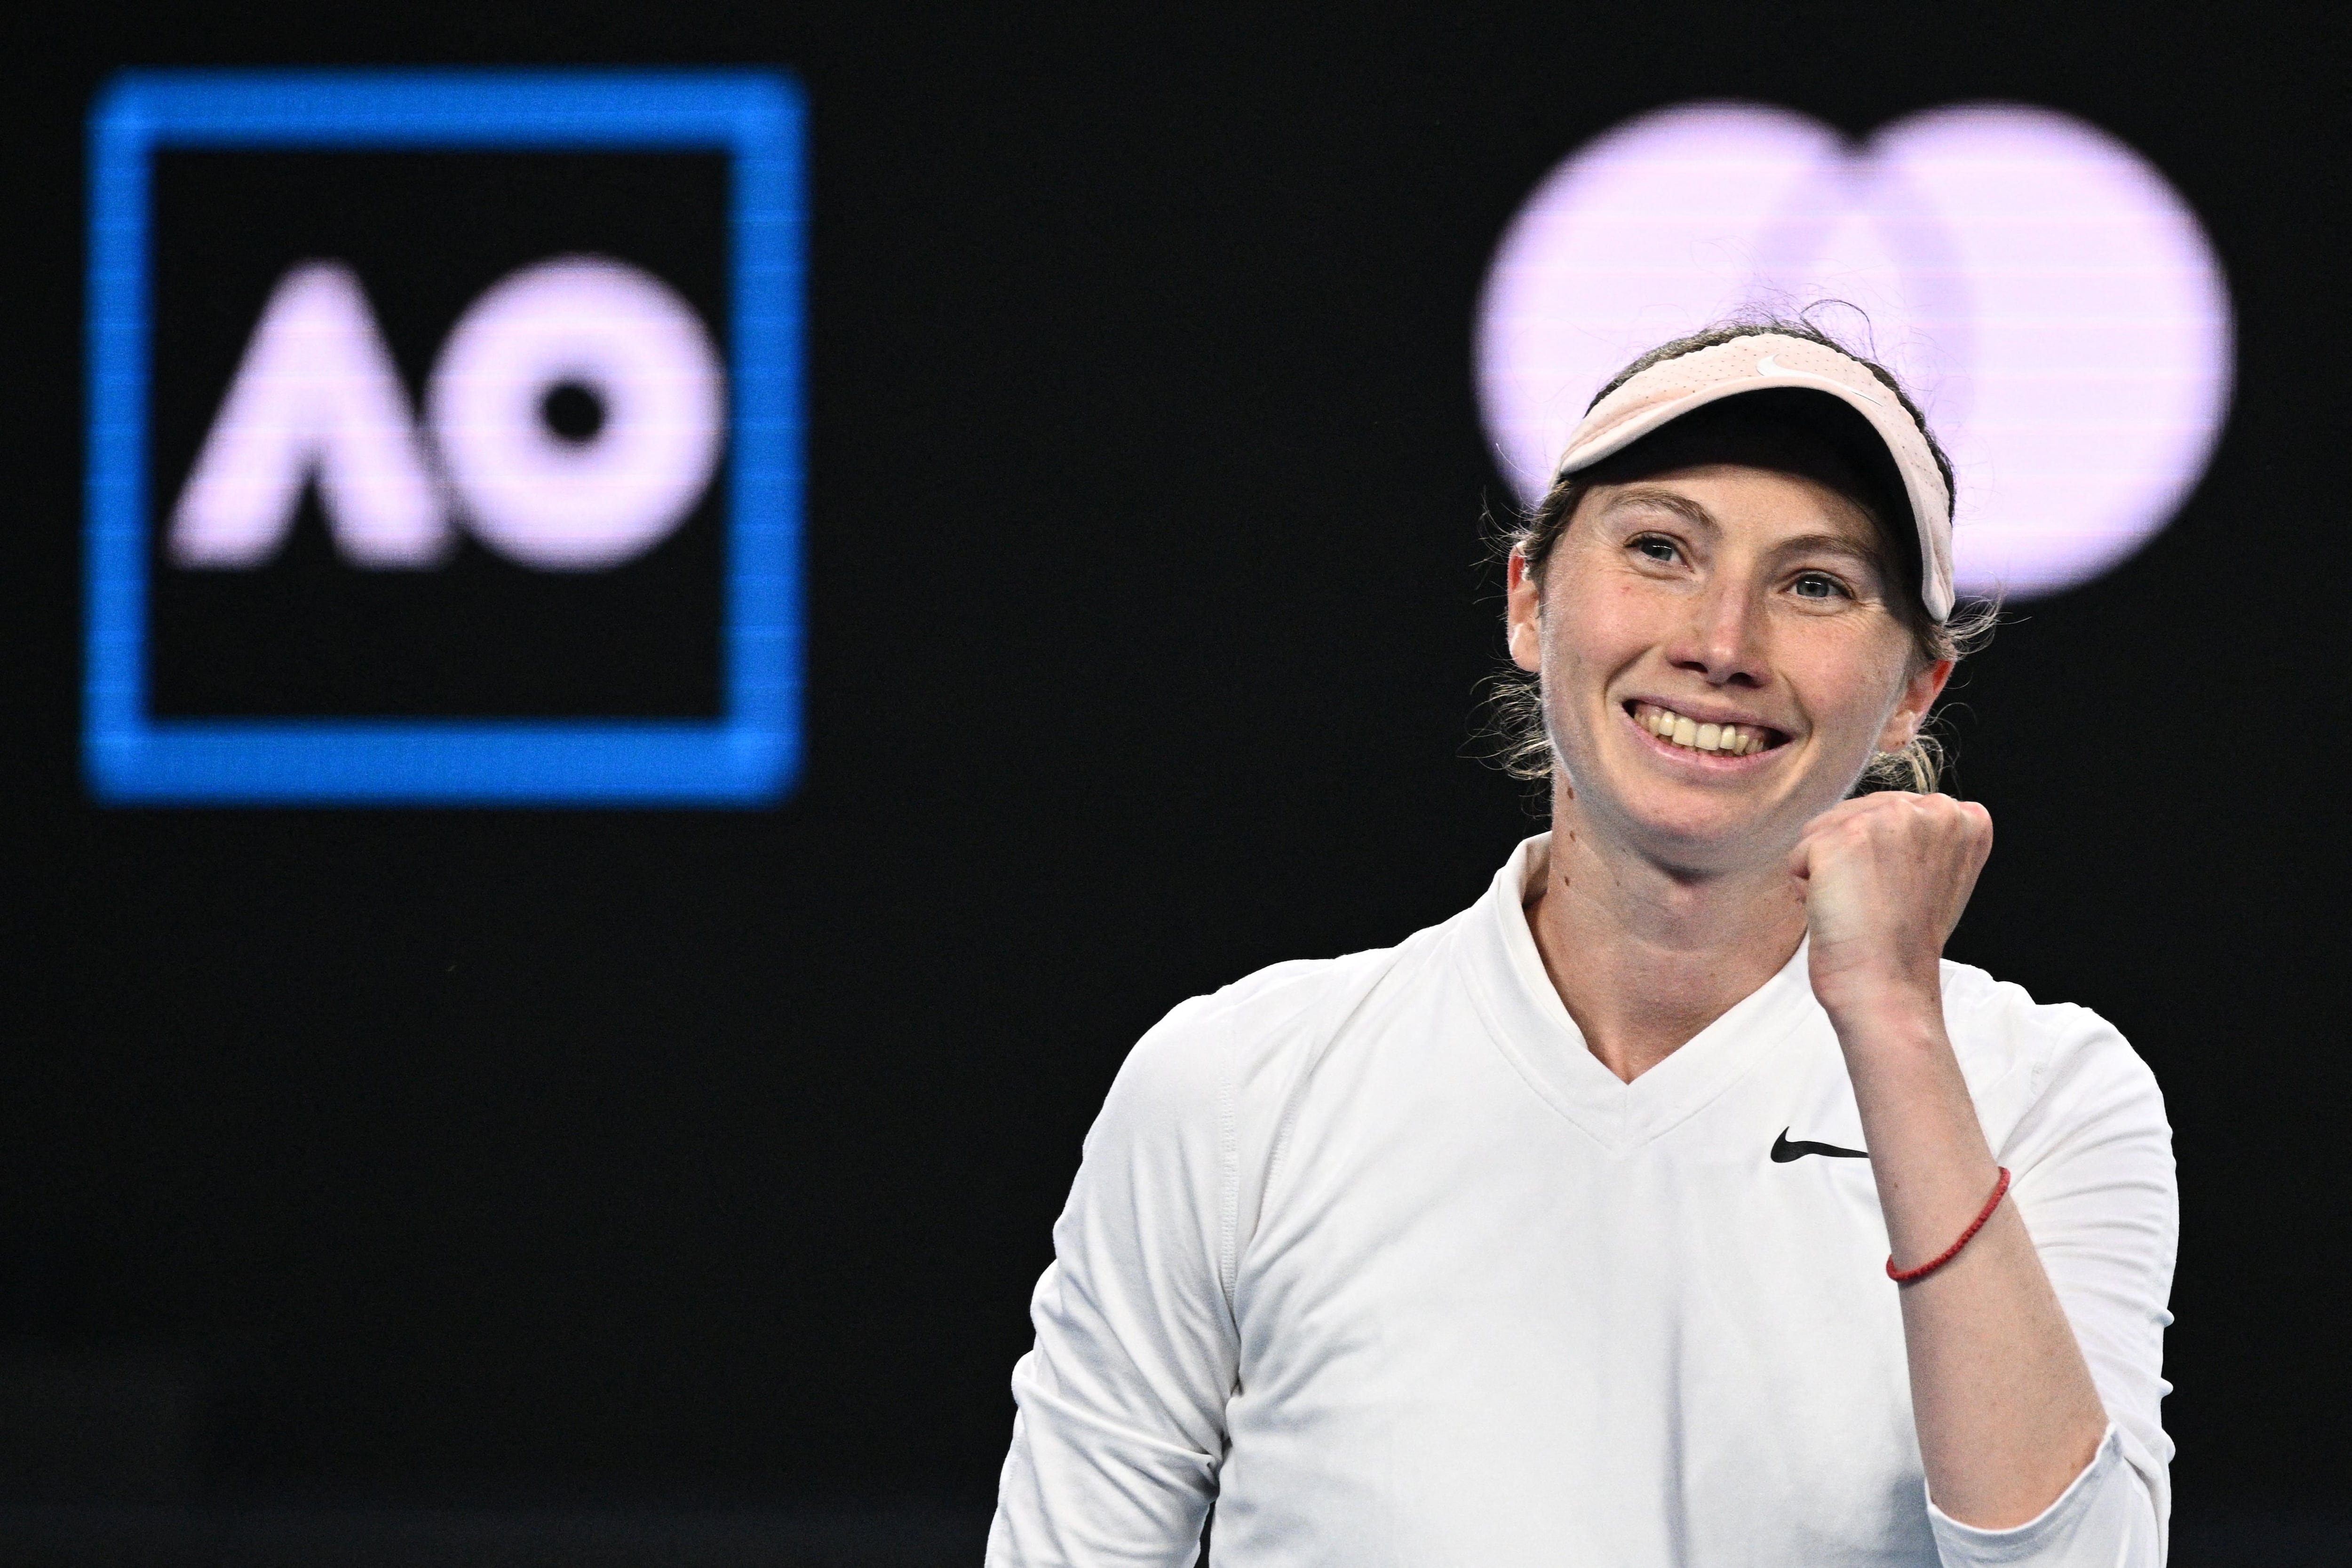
[1476,103,2232,600]
[172,255,725,574]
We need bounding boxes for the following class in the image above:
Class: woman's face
[1506,461,1952,878]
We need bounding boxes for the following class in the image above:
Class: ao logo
[86,70,803,806]
[1476,103,2233,599]
[175,254,724,572]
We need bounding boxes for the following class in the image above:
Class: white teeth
[1637,704,1771,758]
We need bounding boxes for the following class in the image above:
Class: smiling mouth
[1626,701,1788,758]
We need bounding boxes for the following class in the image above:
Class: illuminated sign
[86,71,804,804]
[1477,103,2232,600]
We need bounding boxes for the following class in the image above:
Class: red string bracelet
[1886,1167,2011,1284]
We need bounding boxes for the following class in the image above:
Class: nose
[1664,577,1770,689]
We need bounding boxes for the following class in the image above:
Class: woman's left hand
[1788,791,1994,1029]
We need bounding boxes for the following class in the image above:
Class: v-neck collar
[1454,834,1817,1153]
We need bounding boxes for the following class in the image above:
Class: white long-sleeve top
[990,834,2177,1568]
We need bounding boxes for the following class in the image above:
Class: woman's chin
[1579,785,1802,874]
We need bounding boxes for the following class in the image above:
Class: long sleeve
[989,997,1240,1568]
[1930,1003,2178,1568]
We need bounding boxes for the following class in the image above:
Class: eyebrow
[1593,487,1718,530]
[1770,531,1882,565]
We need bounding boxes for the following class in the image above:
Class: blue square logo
[86,70,806,805]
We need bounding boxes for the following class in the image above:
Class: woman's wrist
[1820,974,1947,1052]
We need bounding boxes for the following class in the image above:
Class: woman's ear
[1506,550,1544,673]
[1876,656,1956,752]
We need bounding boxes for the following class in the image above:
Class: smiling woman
[989,322,2177,1568]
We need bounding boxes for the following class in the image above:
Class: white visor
[1552,333,1955,622]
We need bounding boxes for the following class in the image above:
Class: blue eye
[1793,572,1846,600]
[1633,536,1678,563]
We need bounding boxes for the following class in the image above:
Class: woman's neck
[1524,797,1809,1084]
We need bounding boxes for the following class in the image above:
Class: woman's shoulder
[1103,917,1461,1137]
[1936,958,2169,1156]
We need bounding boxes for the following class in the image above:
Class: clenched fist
[1788,791,1994,1029]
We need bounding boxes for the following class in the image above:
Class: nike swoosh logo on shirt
[1771,1128,1869,1162]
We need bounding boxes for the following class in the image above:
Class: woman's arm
[988,998,1237,1568]
[1831,993,2110,1524]
[1791,791,2134,1532]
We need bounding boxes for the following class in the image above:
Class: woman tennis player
[988,323,2176,1567]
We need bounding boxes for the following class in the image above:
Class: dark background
[0,0,2344,1562]
[149,150,731,719]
